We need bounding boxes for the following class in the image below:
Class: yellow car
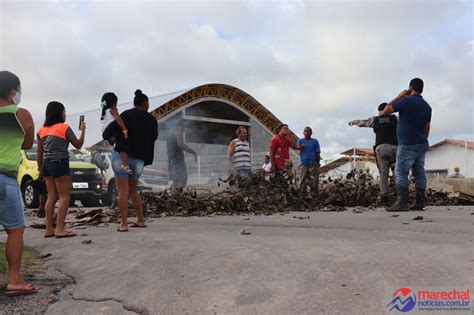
[17,146,103,208]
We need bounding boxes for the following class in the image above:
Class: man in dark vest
[349,103,398,203]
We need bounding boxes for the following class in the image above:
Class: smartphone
[79,115,84,129]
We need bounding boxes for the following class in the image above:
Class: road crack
[70,295,149,315]
[52,267,150,315]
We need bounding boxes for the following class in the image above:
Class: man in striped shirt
[227,126,252,176]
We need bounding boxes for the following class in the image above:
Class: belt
[47,159,67,163]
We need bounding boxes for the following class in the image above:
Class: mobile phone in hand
[79,115,84,129]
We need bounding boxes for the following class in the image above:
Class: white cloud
[1,0,473,160]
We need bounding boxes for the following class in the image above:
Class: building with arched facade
[88,84,299,184]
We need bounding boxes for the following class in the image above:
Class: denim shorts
[42,158,70,178]
[0,173,25,229]
[111,151,144,180]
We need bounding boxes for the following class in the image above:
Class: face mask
[12,91,21,105]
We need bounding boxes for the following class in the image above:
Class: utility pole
[465,139,468,177]
[353,147,356,170]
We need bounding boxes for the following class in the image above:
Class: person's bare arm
[36,134,44,172]
[382,90,410,115]
[110,108,129,139]
[296,139,304,150]
[316,152,321,166]
[16,108,35,149]
[382,104,394,115]
[70,123,86,149]
[227,140,235,165]
[176,130,197,162]
[425,122,430,138]
[348,116,375,128]
[288,136,298,150]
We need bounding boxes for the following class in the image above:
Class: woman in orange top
[37,101,86,238]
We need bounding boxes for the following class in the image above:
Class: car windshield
[69,152,79,161]
[24,147,79,162]
[24,148,37,161]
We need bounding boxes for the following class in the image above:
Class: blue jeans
[395,143,429,189]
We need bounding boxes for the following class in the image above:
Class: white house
[320,148,378,179]
[321,140,474,180]
[425,139,474,178]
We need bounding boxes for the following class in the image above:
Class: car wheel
[107,180,118,205]
[101,194,112,207]
[22,180,40,208]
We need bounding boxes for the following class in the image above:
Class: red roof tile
[429,139,474,150]
[320,156,376,174]
[320,157,352,173]
[339,147,375,156]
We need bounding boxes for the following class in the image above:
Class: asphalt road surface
[2,206,473,314]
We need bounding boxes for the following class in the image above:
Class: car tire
[101,194,112,207]
[22,180,40,209]
[103,179,118,206]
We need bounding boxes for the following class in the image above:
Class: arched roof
[150,83,295,137]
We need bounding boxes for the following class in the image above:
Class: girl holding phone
[37,101,86,238]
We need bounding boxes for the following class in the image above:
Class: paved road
[3,206,473,314]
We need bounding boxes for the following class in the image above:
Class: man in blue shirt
[382,78,432,211]
[297,127,321,197]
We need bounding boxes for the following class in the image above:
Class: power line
[67,88,190,117]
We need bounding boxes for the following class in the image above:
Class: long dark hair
[100,92,118,120]
[134,89,148,107]
[44,101,65,126]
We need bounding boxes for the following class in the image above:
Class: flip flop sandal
[55,231,77,239]
[129,223,147,228]
[44,234,55,238]
[6,284,38,297]
[117,227,129,232]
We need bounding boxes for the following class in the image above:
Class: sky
[1,0,473,161]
